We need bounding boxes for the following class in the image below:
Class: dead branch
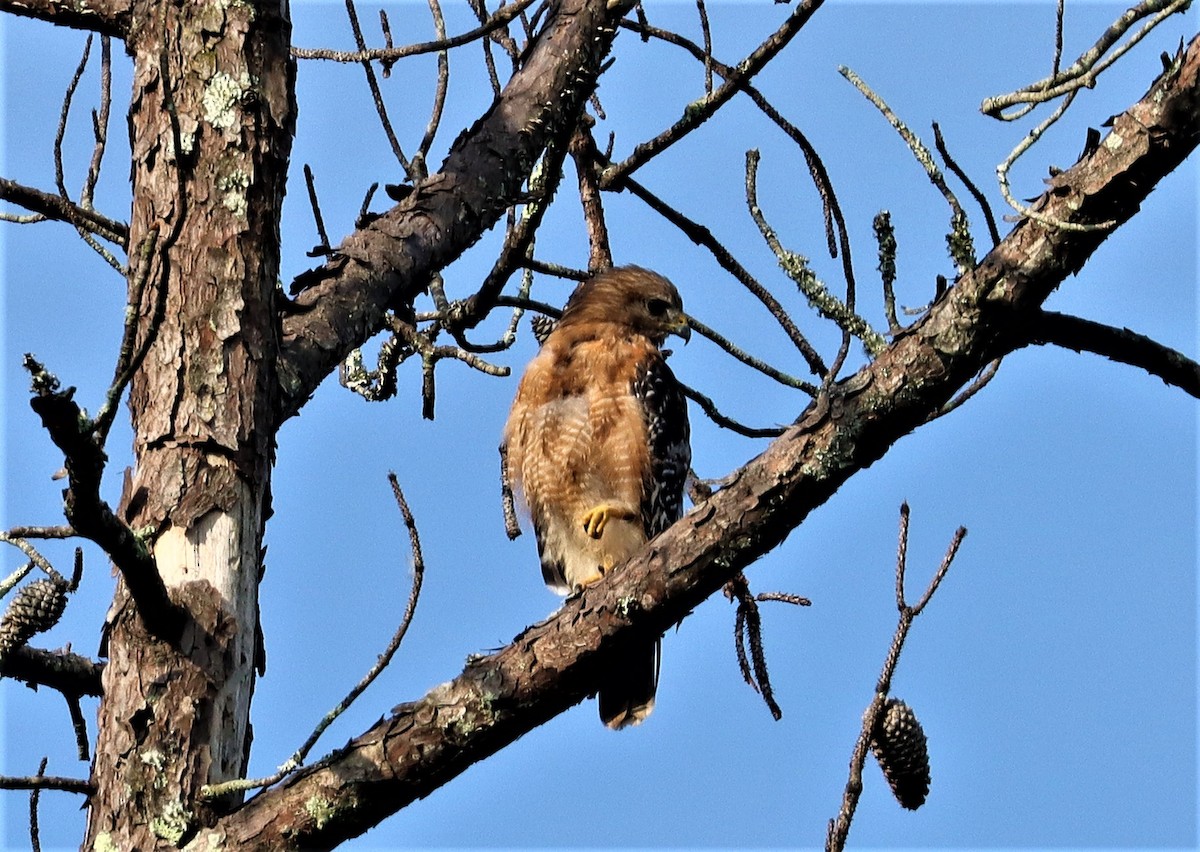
[22,356,185,642]
[1024,310,1200,398]
[276,0,626,425]
[826,506,966,852]
[0,773,93,795]
[29,757,46,852]
[80,35,111,208]
[615,172,828,379]
[293,0,537,64]
[0,0,128,38]
[416,0,449,169]
[839,68,977,275]
[745,150,887,356]
[724,572,810,720]
[679,383,785,439]
[982,0,1190,119]
[600,0,825,188]
[569,123,614,272]
[0,644,104,697]
[202,471,427,799]
[0,177,128,245]
[932,122,1000,247]
[343,0,412,178]
[66,693,90,760]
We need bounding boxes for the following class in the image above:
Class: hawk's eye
[646,298,670,318]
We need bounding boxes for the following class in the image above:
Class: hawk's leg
[580,503,638,540]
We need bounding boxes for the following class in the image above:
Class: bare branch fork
[826,505,966,852]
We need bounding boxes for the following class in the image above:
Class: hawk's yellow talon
[580,504,636,540]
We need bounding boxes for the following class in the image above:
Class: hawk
[503,266,692,729]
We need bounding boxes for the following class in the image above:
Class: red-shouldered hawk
[503,266,691,729]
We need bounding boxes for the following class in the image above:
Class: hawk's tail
[598,636,661,730]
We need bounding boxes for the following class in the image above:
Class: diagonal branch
[202,32,1200,852]
[276,0,629,424]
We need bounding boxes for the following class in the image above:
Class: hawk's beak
[670,313,692,343]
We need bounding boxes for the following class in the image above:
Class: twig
[839,68,977,275]
[619,173,828,378]
[569,123,614,272]
[92,227,162,444]
[873,211,901,334]
[0,773,93,795]
[29,757,47,852]
[932,358,1002,421]
[66,694,90,761]
[54,35,92,202]
[4,526,77,540]
[416,0,450,171]
[343,0,412,177]
[294,0,537,64]
[202,471,427,799]
[0,535,66,586]
[1025,310,1200,399]
[303,164,332,255]
[81,35,112,210]
[826,505,966,852]
[687,315,815,393]
[52,34,122,272]
[981,0,1190,118]
[745,150,887,356]
[601,0,825,188]
[695,0,713,95]
[499,442,521,540]
[0,562,35,598]
[679,382,785,439]
[931,122,1000,247]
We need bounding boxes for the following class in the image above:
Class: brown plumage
[504,266,692,729]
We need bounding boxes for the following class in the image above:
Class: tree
[1,1,1195,848]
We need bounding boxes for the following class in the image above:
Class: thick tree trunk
[85,1,294,847]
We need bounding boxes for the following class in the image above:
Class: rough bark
[194,32,1200,852]
[84,0,295,848]
[0,0,129,37]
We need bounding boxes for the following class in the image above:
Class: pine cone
[531,315,557,345]
[870,697,931,810]
[0,578,69,662]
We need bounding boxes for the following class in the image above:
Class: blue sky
[2,1,1197,849]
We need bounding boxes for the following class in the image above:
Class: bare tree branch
[0,0,129,38]
[1025,310,1200,398]
[0,644,103,697]
[22,356,185,642]
[0,177,128,246]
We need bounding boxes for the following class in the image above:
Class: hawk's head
[559,266,691,346]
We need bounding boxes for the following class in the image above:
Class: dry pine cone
[870,697,931,810]
[0,577,68,661]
